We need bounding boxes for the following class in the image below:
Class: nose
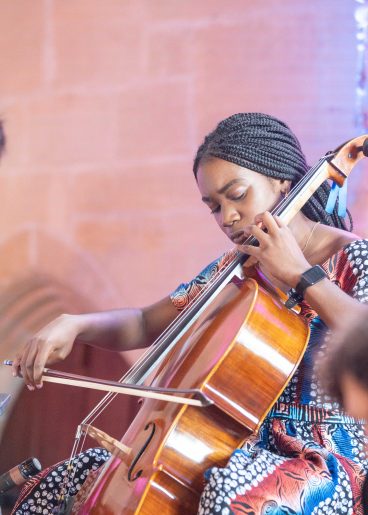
[222,205,240,227]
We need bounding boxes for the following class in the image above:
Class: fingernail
[36,384,42,389]
[12,372,16,377]
[27,385,35,391]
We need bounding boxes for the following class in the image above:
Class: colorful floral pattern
[13,240,368,514]
[172,239,368,515]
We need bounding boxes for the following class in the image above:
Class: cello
[34,136,368,513]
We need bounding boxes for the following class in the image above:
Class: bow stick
[2,360,212,407]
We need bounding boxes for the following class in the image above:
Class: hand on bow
[12,314,80,390]
[239,211,311,289]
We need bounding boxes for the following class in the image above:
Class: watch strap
[285,265,327,309]
[295,265,327,298]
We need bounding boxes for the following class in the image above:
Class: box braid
[193,113,352,231]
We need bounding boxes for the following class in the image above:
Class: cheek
[213,213,227,233]
[247,186,280,218]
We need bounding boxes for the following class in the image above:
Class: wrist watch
[285,265,327,309]
[295,265,327,298]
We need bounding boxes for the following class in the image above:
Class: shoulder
[342,237,368,254]
[170,248,237,311]
[322,236,368,295]
[341,238,368,273]
[321,224,361,257]
[309,223,362,265]
[341,238,368,302]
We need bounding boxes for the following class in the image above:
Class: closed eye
[231,192,246,201]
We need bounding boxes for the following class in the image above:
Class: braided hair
[193,113,352,231]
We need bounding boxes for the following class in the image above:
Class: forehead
[196,157,270,195]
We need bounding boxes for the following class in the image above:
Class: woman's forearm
[302,279,366,331]
[73,308,147,351]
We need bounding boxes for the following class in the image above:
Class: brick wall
[0,0,365,471]
[0,0,363,312]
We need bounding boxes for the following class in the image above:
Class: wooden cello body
[73,277,309,514]
[68,135,367,514]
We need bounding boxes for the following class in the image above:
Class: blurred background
[0,0,367,510]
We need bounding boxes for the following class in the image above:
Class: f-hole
[127,421,156,481]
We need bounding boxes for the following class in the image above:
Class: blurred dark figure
[0,120,5,157]
[321,315,368,514]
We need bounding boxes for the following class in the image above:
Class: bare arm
[12,296,178,388]
[74,297,178,351]
[301,279,367,331]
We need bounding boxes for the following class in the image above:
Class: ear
[279,179,291,197]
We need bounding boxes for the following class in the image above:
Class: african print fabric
[12,239,368,514]
[171,239,368,514]
[12,448,109,514]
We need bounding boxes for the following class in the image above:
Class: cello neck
[124,136,368,385]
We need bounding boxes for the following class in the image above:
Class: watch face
[303,265,326,283]
[296,265,327,297]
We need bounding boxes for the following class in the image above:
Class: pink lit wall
[0,0,365,470]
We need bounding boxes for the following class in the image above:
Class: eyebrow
[201,179,244,203]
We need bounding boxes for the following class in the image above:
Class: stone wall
[0,0,365,472]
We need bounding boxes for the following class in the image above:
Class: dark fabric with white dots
[173,240,368,514]
[13,240,368,514]
[12,448,110,514]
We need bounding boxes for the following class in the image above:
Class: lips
[230,231,248,244]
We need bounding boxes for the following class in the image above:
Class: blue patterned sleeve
[170,249,236,311]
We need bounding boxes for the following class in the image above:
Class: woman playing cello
[12,113,368,514]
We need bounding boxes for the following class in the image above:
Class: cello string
[75,155,329,433]
[65,153,332,476]
[56,428,90,508]
[109,154,331,384]
[64,140,368,508]
[71,154,331,428]
[61,155,335,504]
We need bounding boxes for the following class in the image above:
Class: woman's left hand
[239,211,311,288]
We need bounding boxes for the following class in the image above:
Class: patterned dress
[12,239,368,514]
[171,239,368,515]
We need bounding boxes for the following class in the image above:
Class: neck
[288,212,317,254]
